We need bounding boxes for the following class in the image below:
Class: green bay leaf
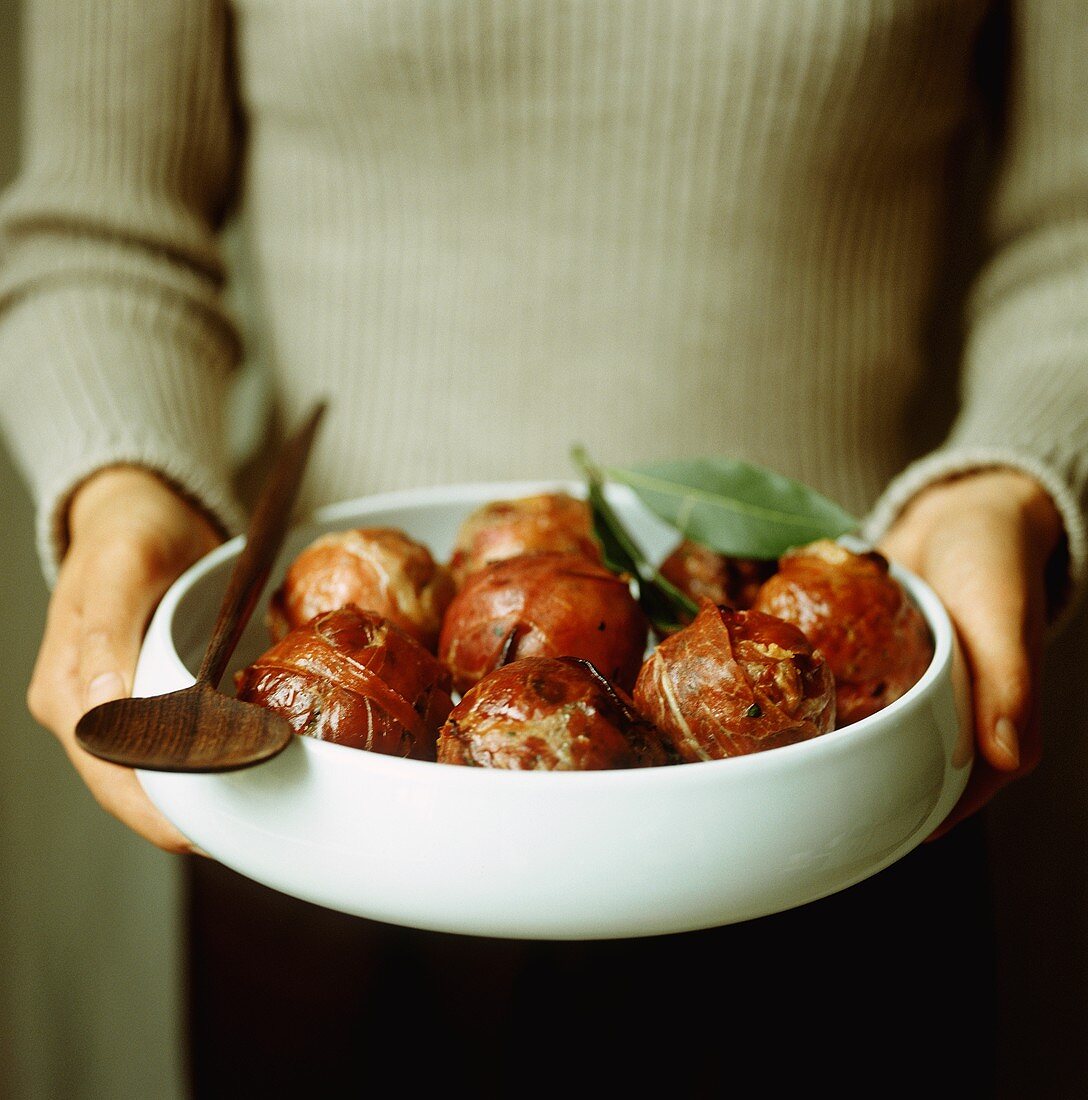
[572,446,697,634]
[606,457,857,560]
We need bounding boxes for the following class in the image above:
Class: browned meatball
[659,539,777,613]
[439,552,648,694]
[268,527,454,651]
[449,493,601,588]
[438,656,670,770]
[235,606,452,760]
[634,600,836,761]
[752,539,933,726]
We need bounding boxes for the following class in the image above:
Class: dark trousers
[186,817,995,1098]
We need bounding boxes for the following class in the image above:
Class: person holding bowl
[0,1,1083,1094]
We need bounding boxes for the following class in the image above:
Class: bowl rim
[148,479,955,787]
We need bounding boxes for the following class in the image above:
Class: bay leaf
[606,457,857,560]
[572,446,697,634]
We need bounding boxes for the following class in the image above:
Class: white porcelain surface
[135,481,973,939]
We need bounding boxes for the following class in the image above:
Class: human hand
[27,466,224,853]
[878,468,1063,838]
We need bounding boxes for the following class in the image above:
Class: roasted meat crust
[449,493,601,588]
[659,539,776,613]
[752,539,933,726]
[438,552,649,694]
[269,527,454,651]
[236,606,452,759]
[633,600,835,761]
[438,656,670,770]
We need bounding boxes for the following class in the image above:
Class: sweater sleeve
[0,0,245,584]
[864,0,1088,628]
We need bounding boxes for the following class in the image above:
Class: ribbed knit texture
[1,0,1086,609]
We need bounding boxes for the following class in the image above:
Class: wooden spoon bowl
[75,682,292,772]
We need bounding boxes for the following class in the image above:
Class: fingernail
[993,716,1020,770]
[85,671,125,710]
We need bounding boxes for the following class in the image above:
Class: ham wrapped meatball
[659,539,776,613]
[449,492,601,587]
[634,600,835,761]
[752,539,933,726]
[438,656,670,770]
[439,552,649,694]
[269,527,454,651]
[236,606,452,760]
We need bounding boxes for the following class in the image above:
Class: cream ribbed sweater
[1,1,1086,603]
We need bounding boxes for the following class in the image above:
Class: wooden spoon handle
[197,402,327,687]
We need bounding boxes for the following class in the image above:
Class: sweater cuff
[0,284,244,584]
[863,447,1088,635]
[37,449,245,587]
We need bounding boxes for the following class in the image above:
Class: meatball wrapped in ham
[752,539,933,726]
[269,527,454,651]
[634,600,835,761]
[438,656,670,770]
[659,539,777,613]
[449,493,601,588]
[439,552,649,694]
[235,606,452,760]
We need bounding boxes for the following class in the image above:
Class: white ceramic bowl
[135,480,973,939]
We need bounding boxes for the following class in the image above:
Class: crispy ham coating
[439,552,648,694]
[449,493,601,588]
[236,606,452,759]
[752,540,932,726]
[634,601,835,761]
[439,656,670,770]
[269,527,454,651]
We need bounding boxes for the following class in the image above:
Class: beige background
[0,3,184,1097]
[0,3,1084,1096]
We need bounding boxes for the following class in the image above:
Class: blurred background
[0,3,1085,1096]
[0,3,184,1096]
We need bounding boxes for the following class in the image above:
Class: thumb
[948,585,1031,773]
[912,528,1041,776]
[77,542,181,713]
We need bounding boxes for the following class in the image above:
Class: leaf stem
[571,445,697,634]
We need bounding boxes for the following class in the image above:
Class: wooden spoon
[75,403,326,772]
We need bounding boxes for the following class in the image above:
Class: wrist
[70,466,170,527]
[895,468,1062,556]
[67,465,223,557]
